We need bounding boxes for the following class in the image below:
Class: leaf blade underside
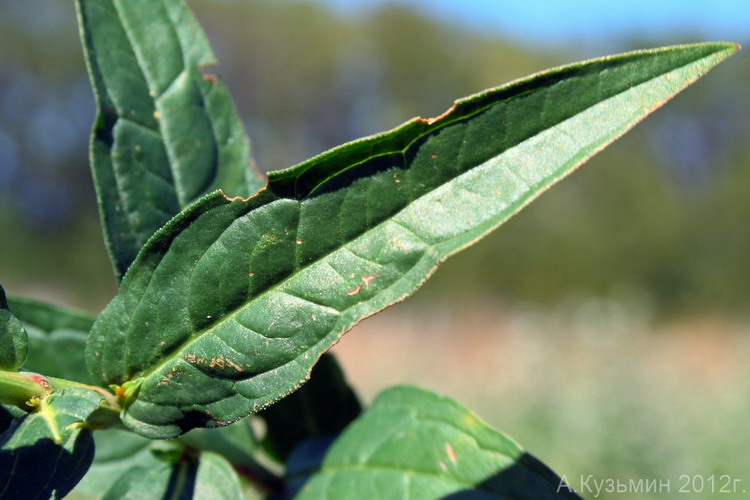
[87,43,737,438]
[76,0,264,279]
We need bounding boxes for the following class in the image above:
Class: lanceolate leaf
[284,386,580,499]
[8,296,94,384]
[76,0,264,279]
[87,43,737,438]
[0,286,28,371]
[0,388,103,499]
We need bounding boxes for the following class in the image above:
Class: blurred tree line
[0,0,748,317]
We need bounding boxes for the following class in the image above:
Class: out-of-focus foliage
[0,0,748,316]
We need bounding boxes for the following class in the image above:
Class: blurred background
[1,1,749,498]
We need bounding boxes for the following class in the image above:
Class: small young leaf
[0,286,28,371]
[284,386,580,499]
[76,0,264,280]
[0,388,104,499]
[259,353,361,462]
[87,43,737,438]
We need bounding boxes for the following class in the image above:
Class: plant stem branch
[0,369,122,428]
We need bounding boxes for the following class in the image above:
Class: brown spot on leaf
[424,100,459,125]
[362,274,380,289]
[347,284,362,296]
[445,443,457,463]
[227,360,244,372]
[219,189,254,203]
[209,356,226,369]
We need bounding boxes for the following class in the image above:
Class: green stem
[0,369,122,429]
[0,370,52,408]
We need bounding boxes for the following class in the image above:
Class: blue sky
[318,0,750,48]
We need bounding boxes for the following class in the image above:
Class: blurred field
[332,296,750,499]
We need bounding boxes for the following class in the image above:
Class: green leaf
[99,449,242,500]
[7,295,95,333]
[180,420,258,469]
[72,430,169,499]
[7,295,95,384]
[284,386,580,499]
[193,452,245,500]
[0,286,28,371]
[0,388,104,499]
[25,329,92,385]
[76,0,265,279]
[259,353,361,462]
[87,43,737,438]
[0,406,25,435]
